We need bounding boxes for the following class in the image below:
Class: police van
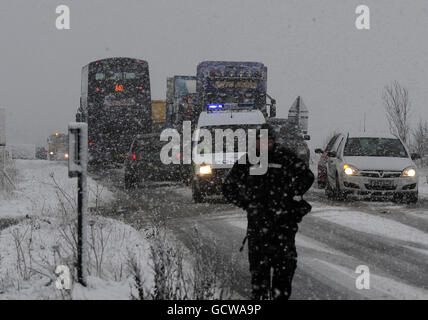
[191,107,266,202]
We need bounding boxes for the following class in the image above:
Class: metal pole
[77,173,84,285]
[69,123,88,287]
[78,127,88,287]
[77,171,88,286]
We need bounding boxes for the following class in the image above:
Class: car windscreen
[343,137,408,158]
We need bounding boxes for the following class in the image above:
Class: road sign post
[68,122,88,286]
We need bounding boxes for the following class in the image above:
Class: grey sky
[1,0,428,149]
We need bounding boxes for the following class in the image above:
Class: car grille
[359,170,401,178]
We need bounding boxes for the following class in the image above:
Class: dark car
[35,146,48,160]
[314,133,340,188]
[124,133,183,189]
[266,118,310,166]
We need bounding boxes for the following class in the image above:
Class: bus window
[124,72,136,79]
[108,72,123,80]
[95,73,105,80]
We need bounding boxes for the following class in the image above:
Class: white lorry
[191,109,266,202]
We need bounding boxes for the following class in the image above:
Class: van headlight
[402,167,416,177]
[199,164,212,175]
[343,164,359,176]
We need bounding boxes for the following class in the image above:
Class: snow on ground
[0,216,153,299]
[0,160,114,219]
[311,259,428,300]
[312,207,428,246]
[0,160,155,299]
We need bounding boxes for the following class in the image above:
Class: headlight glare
[343,164,358,176]
[199,164,212,175]
[402,167,416,177]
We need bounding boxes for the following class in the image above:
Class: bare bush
[188,227,237,300]
[135,217,238,300]
[10,226,34,282]
[412,119,428,165]
[382,81,412,143]
[146,224,188,300]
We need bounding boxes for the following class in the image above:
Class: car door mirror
[327,151,337,158]
[314,148,324,154]
[411,153,421,160]
[303,134,311,141]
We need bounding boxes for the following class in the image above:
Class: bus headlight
[343,164,358,176]
[199,164,212,175]
[402,167,416,177]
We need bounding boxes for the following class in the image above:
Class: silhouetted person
[222,123,314,300]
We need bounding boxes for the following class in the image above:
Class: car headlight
[199,164,212,175]
[343,164,359,176]
[64,153,69,159]
[402,167,416,177]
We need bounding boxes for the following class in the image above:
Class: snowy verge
[0,160,114,219]
[0,160,155,299]
[0,216,153,299]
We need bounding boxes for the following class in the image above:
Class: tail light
[96,87,100,92]
[138,86,143,90]
[128,153,136,160]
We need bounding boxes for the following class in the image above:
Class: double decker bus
[77,57,151,167]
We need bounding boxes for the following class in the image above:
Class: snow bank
[0,160,114,219]
[0,160,155,300]
[0,216,153,300]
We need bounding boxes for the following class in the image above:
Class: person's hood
[342,156,415,171]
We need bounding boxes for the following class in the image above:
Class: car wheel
[192,180,205,203]
[405,192,418,204]
[325,178,334,200]
[335,173,346,201]
[318,180,326,189]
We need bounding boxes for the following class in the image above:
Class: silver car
[325,132,420,203]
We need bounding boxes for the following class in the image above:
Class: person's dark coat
[223,143,314,226]
[222,143,314,300]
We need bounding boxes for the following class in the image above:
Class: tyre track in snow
[299,215,428,290]
[307,189,428,234]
